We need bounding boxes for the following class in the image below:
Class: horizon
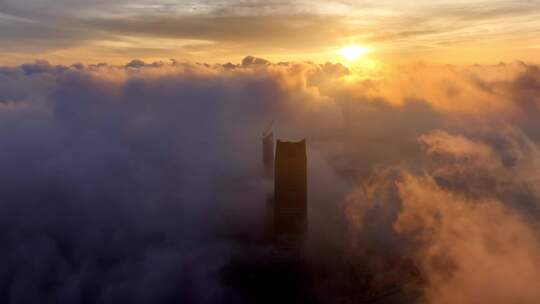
[2,55,537,67]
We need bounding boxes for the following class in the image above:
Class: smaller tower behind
[262,131,274,180]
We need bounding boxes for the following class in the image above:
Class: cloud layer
[1,58,540,303]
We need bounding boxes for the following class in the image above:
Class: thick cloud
[1,58,540,303]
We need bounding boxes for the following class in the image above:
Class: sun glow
[339,45,369,61]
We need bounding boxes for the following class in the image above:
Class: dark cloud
[0,60,275,303]
[82,14,346,49]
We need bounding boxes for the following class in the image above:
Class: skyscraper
[262,131,274,180]
[273,139,307,244]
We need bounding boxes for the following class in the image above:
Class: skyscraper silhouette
[273,139,307,245]
[262,131,274,180]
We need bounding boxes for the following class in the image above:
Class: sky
[1,0,540,65]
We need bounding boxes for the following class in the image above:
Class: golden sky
[1,0,539,65]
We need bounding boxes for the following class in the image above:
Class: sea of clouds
[1,57,540,303]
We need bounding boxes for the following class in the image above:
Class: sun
[339,45,369,61]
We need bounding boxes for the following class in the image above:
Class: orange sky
[1,0,539,65]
